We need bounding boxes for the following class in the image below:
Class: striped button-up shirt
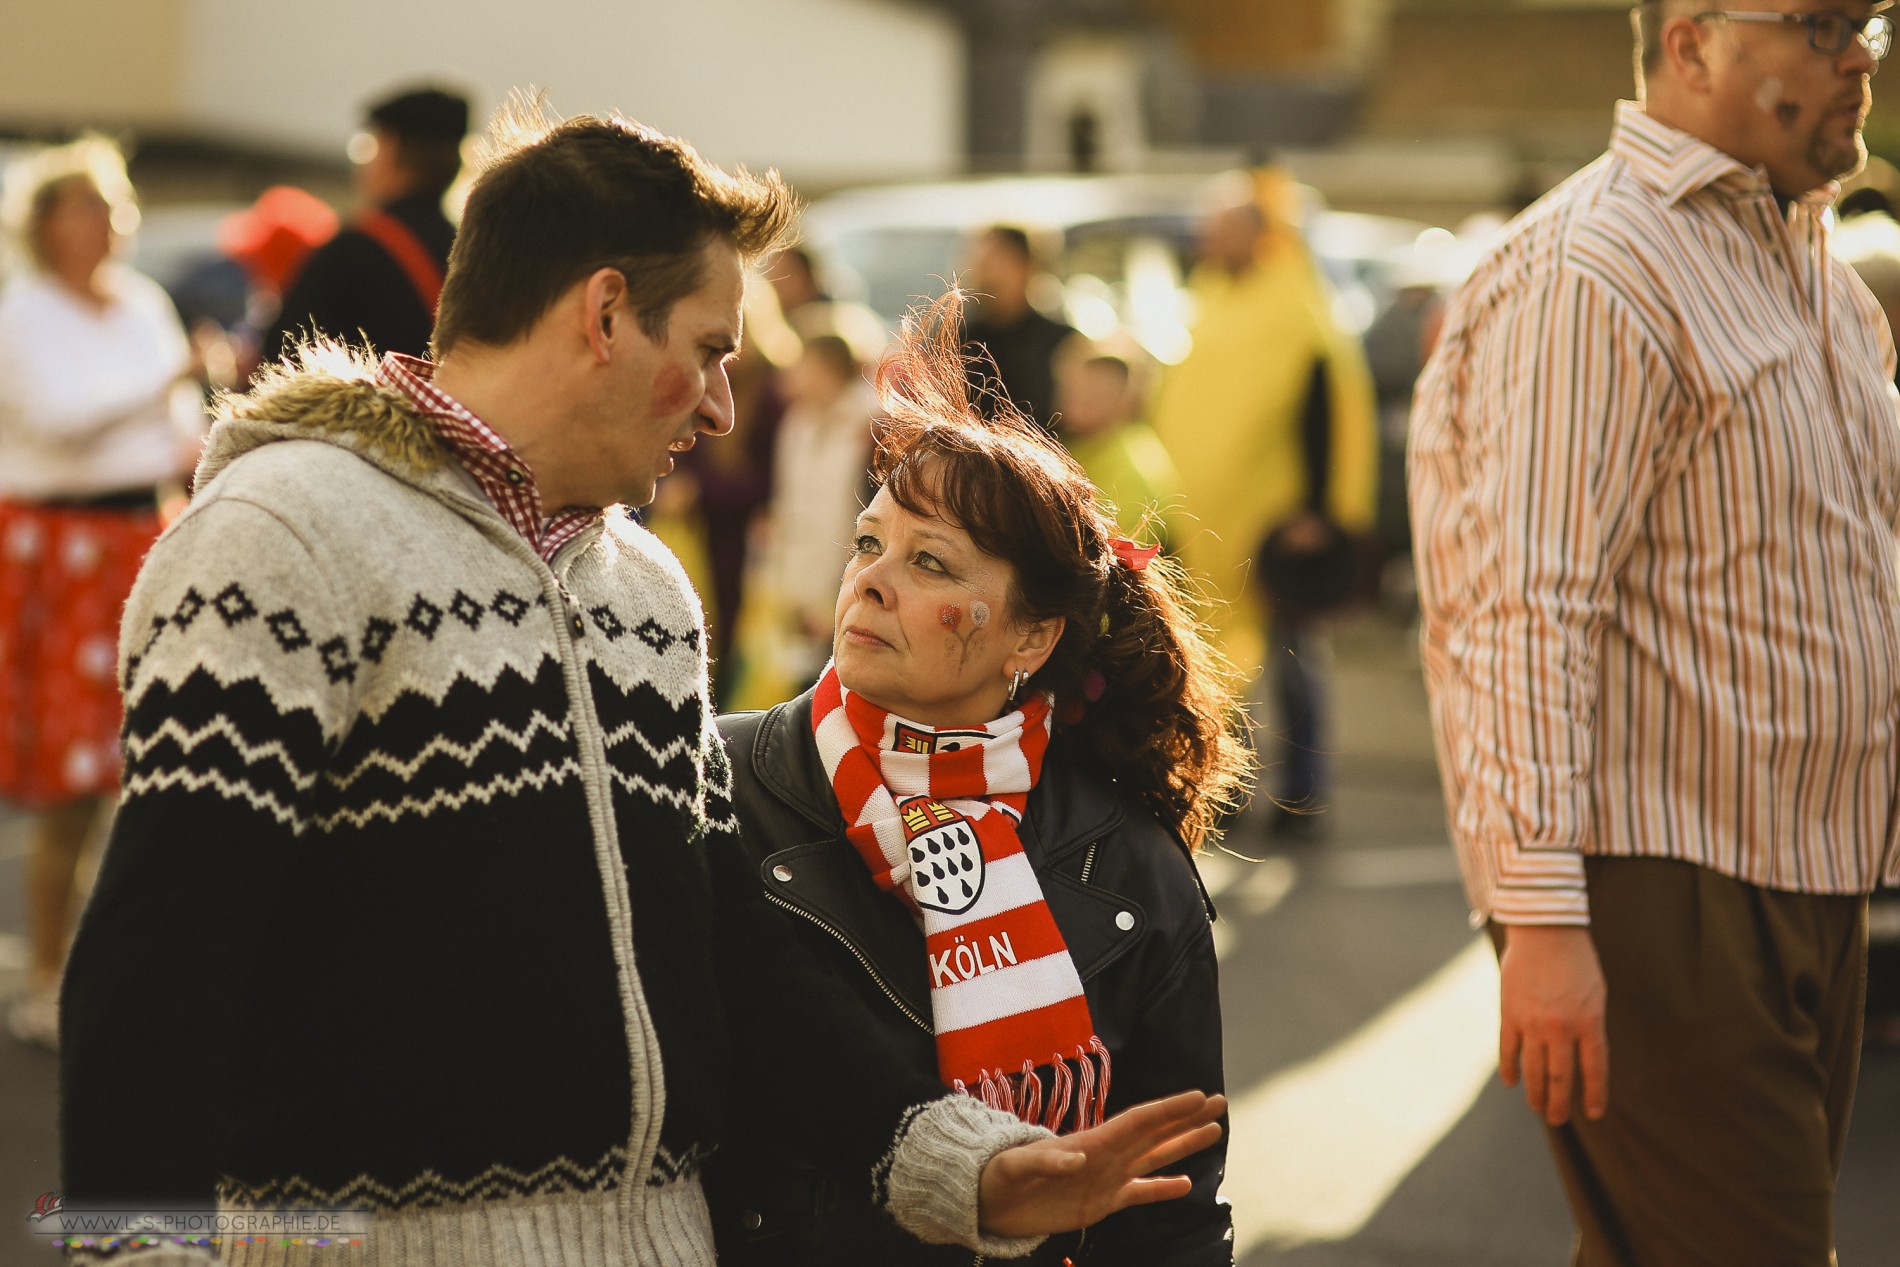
[375,352,598,563]
[1410,101,1900,926]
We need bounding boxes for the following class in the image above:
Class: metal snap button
[505,468,526,485]
[772,864,794,883]
[1115,911,1136,932]
[741,1211,763,1231]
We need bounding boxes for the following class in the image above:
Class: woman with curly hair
[711,291,1251,1266]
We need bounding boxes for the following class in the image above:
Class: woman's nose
[853,558,892,607]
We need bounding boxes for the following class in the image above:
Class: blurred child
[1055,353,1182,552]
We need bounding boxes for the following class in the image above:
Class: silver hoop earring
[1007,668,1027,704]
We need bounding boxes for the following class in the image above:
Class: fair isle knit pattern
[810,665,1111,1133]
[57,353,799,1266]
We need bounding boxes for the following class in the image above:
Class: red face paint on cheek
[651,363,694,417]
[938,604,963,629]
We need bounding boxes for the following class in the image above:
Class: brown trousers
[1521,857,1867,1267]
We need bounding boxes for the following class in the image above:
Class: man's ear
[1012,615,1067,677]
[582,267,628,363]
[1662,9,1717,93]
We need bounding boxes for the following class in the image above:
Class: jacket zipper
[763,889,933,1033]
[1078,842,1099,886]
[501,523,670,1204]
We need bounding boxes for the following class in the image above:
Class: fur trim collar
[196,342,449,492]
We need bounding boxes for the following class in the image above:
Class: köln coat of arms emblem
[899,796,986,915]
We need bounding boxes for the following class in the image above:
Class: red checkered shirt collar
[374,353,597,563]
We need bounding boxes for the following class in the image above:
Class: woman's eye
[914,552,947,574]
[851,534,880,556]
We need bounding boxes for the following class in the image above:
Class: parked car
[797,173,1433,365]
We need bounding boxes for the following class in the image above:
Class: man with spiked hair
[58,100,1223,1266]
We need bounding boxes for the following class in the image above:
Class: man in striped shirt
[1411,3,1900,1263]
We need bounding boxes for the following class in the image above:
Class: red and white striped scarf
[811,664,1110,1133]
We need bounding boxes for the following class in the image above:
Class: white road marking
[1223,935,1501,1252]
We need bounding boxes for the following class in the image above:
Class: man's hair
[776,245,817,281]
[1634,0,1695,86]
[367,86,469,200]
[432,97,797,357]
[1081,353,1131,387]
[982,225,1035,264]
[801,332,859,378]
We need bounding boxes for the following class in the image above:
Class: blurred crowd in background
[4,80,1898,1051]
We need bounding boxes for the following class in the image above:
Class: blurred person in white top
[753,333,877,692]
[0,137,204,1050]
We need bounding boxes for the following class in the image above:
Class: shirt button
[505,468,526,485]
[772,865,794,883]
[1114,911,1136,932]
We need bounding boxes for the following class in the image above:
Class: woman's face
[833,484,1059,728]
[36,178,117,280]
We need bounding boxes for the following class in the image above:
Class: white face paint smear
[1755,75,1786,115]
[970,600,991,629]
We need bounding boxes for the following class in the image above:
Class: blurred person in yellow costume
[1151,168,1376,834]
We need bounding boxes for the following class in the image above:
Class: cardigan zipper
[762,890,932,1033]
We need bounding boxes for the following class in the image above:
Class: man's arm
[1414,262,1680,1124]
[62,496,350,1228]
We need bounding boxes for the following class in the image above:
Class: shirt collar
[373,352,600,562]
[1611,100,1840,211]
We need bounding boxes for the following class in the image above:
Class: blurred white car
[797,173,1433,364]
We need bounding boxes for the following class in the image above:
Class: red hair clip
[1108,536,1160,572]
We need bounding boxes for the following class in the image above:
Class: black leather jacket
[709,690,1233,1267]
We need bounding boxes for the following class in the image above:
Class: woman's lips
[842,626,890,648]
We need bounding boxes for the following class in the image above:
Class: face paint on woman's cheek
[970,600,991,629]
[939,604,963,629]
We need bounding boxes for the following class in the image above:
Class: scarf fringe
[956,1039,1113,1135]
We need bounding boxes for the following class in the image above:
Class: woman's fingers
[1132,1120,1227,1176]
[975,1090,1227,1237]
[1095,1091,1225,1154]
[1112,1173,1195,1208]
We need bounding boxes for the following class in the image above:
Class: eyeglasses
[1695,10,1895,59]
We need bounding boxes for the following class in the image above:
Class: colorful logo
[892,724,990,755]
[28,1191,63,1223]
[899,797,985,915]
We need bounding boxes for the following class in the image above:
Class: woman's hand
[976,1091,1227,1239]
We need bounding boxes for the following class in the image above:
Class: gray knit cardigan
[58,352,1047,1266]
